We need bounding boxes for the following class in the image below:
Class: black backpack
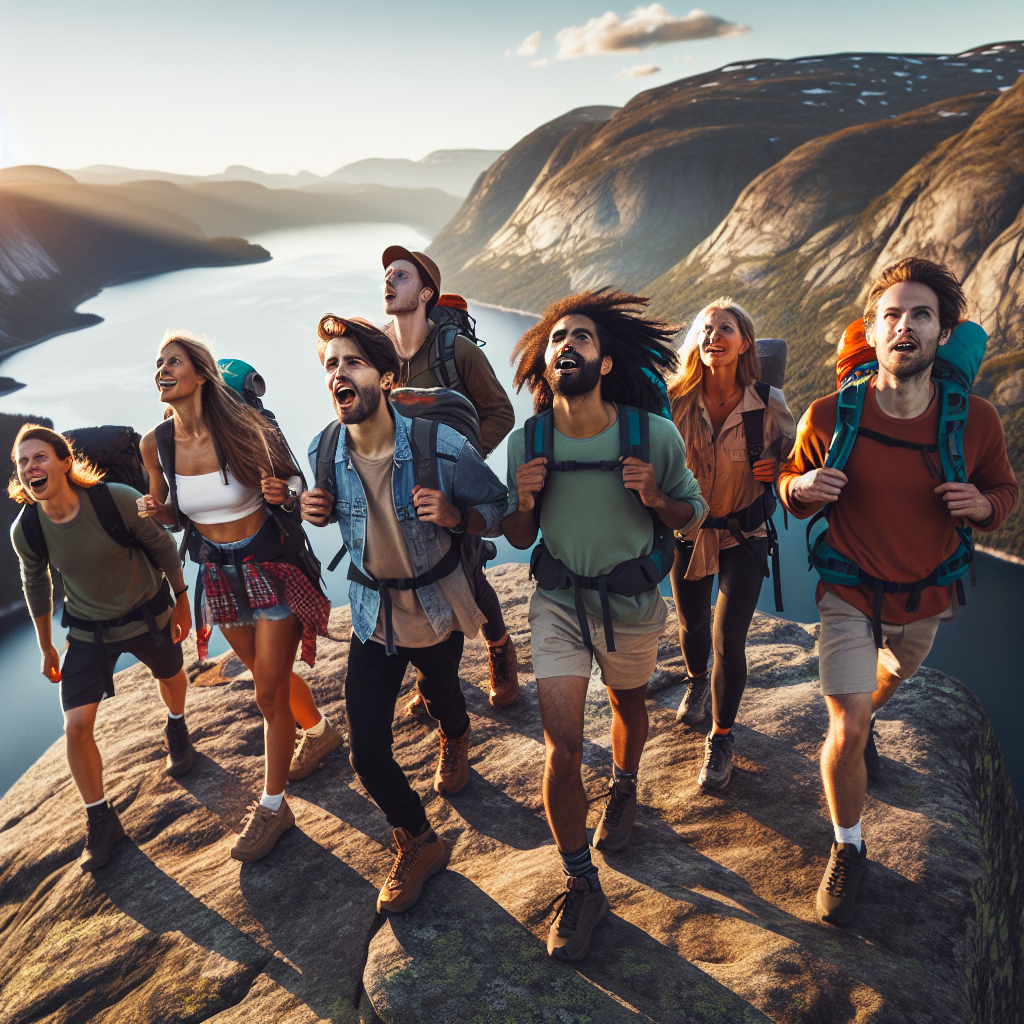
[423,295,485,395]
[64,425,148,493]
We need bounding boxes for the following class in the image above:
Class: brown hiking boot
[79,803,126,872]
[164,719,196,777]
[376,827,450,913]
[488,637,520,707]
[230,798,295,862]
[547,875,608,962]
[592,778,637,853]
[433,723,471,794]
[288,717,343,781]
[816,840,868,925]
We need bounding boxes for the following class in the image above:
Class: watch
[282,486,298,512]
[449,505,471,534]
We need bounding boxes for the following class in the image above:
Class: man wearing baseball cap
[382,245,520,709]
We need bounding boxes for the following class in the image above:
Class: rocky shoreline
[0,564,1020,1023]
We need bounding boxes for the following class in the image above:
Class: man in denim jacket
[301,315,507,915]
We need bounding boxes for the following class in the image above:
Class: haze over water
[0,223,1018,799]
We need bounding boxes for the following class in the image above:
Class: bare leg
[536,675,590,853]
[871,663,902,713]
[821,692,873,828]
[156,669,188,717]
[64,703,104,804]
[606,683,649,773]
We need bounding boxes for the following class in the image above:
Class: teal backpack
[807,320,987,646]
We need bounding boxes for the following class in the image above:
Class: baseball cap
[382,245,441,300]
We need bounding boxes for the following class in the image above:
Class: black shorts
[59,621,184,712]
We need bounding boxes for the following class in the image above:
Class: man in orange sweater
[779,258,1018,926]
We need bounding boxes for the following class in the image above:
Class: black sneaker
[79,803,126,872]
[547,875,608,962]
[816,841,868,925]
[592,778,636,853]
[676,673,710,726]
[864,715,880,784]
[699,731,734,791]
[165,718,196,777]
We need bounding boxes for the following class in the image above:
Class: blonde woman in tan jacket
[667,299,795,791]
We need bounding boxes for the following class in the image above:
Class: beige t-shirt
[348,448,482,648]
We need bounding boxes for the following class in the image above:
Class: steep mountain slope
[433,44,1023,311]
[647,76,1024,558]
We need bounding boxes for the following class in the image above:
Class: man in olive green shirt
[503,290,706,963]
[11,425,193,873]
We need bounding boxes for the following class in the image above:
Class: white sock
[167,711,184,720]
[261,790,284,812]
[834,820,863,850]
[306,715,327,738]
[84,796,107,809]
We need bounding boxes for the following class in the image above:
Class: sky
[0,0,1022,176]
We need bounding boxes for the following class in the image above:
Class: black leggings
[670,538,767,730]
[472,559,508,645]
[346,631,470,836]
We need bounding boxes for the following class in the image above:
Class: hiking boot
[488,637,520,708]
[288,718,343,781]
[406,690,430,719]
[79,803,126,872]
[864,714,881,784]
[816,840,868,925]
[699,731,734,791]
[592,778,637,853]
[434,723,471,794]
[230,798,295,862]
[376,827,450,913]
[547,875,609,962]
[164,718,196,777]
[676,673,710,726]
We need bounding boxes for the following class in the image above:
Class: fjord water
[0,223,1019,799]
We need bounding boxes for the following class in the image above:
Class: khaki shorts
[528,591,664,690]
[817,589,952,696]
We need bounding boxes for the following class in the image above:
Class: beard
[335,381,383,424]
[385,291,419,313]
[545,353,603,399]
[878,336,938,382]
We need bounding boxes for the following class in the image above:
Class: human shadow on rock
[175,751,261,829]
[447,769,553,850]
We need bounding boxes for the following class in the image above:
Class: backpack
[63,425,148,493]
[523,405,677,653]
[423,294,484,395]
[807,318,987,646]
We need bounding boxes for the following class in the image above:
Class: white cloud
[506,30,542,57]
[555,5,749,59]
[532,58,550,68]
[615,63,662,79]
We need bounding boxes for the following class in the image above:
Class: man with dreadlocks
[503,289,706,961]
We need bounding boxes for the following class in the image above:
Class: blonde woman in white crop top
[138,331,340,863]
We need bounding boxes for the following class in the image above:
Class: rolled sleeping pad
[756,338,788,391]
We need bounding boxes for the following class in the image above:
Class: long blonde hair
[667,299,761,480]
[160,331,298,489]
[8,424,105,504]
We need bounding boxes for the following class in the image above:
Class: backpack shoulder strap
[740,381,770,469]
[616,406,650,464]
[84,482,133,550]
[315,420,343,497]
[154,419,181,530]
[523,411,554,513]
[936,381,969,484]
[430,325,462,392]
[410,417,441,493]
[17,504,48,563]
[825,379,869,473]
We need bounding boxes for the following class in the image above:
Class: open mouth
[384,289,397,302]
[892,340,916,353]
[334,384,357,406]
[554,352,580,372]
[158,378,177,390]
[28,476,47,493]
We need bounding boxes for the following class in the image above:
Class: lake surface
[0,223,1020,801]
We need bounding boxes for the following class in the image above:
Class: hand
[790,467,848,504]
[170,591,191,644]
[41,644,61,683]
[752,457,778,484]
[934,482,993,524]
[516,457,547,512]
[412,485,460,528]
[300,487,334,526]
[621,456,661,507]
[261,476,290,505]
[136,494,174,524]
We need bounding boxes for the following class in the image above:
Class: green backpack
[807,320,987,646]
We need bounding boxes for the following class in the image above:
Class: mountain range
[429,41,1024,560]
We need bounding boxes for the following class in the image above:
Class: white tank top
[175,469,263,525]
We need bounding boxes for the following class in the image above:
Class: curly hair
[510,288,679,414]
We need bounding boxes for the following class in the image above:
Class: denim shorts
[208,534,294,628]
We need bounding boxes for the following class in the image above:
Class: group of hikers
[9,245,1017,962]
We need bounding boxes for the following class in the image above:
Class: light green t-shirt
[506,410,705,625]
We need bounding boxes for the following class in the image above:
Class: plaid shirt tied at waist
[198,559,330,666]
